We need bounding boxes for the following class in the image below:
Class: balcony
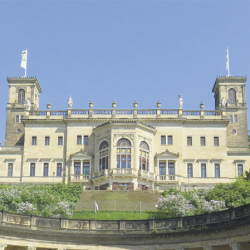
[138,170,155,181]
[112,168,137,177]
[156,175,183,183]
[71,175,90,182]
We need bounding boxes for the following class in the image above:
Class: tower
[212,76,248,147]
[5,77,42,146]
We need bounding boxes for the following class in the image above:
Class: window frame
[83,162,90,175]
[30,163,36,176]
[32,136,37,146]
[159,162,166,176]
[116,138,132,170]
[16,115,19,123]
[187,137,192,146]
[187,163,193,177]
[214,163,220,178]
[58,136,63,146]
[200,137,206,146]
[214,137,219,147]
[201,163,206,177]
[168,136,173,145]
[139,141,150,171]
[18,89,25,104]
[99,141,109,171]
[56,162,63,177]
[43,162,49,176]
[161,136,166,145]
[77,135,82,145]
[234,115,238,123]
[84,135,89,145]
[45,136,50,146]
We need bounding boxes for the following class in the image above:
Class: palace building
[0,75,249,190]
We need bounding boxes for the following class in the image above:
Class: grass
[72,210,169,220]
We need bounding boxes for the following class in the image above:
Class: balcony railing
[71,175,90,181]
[157,175,181,181]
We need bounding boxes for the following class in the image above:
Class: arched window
[117,138,131,169]
[18,89,25,104]
[99,141,109,171]
[228,88,236,104]
[139,141,149,171]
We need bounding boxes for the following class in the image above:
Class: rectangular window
[77,135,82,145]
[238,164,243,177]
[230,115,233,123]
[159,163,166,175]
[57,163,62,177]
[234,115,238,123]
[30,163,36,176]
[200,137,206,146]
[45,136,50,145]
[58,136,63,145]
[84,135,89,145]
[74,162,81,175]
[187,163,193,177]
[187,137,192,146]
[168,163,175,176]
[201,163,206,177]
[161,136,166,145]
[168,136,173,145]
[215,164,220,177]
[83,162,89,175]
[8,163,13,177]
[32,136,37,145]
[16,115,19,123]
[20,115,24,120]
[214,137,219,146]
[43,163,49,176]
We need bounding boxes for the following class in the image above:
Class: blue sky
[0,1,250,144]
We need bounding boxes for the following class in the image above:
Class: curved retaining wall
[1,203,250,232]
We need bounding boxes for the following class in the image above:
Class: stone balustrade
[0,203,250,233]
[26,109,226,120]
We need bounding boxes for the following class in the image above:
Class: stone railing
[71,175,90,181]
[0,203,250,233]
[156,175,183,181]
[0,146,23,152]
[26,109,226,120]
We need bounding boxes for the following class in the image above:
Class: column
[230,243,243,250]
[89,157,92,175]
[80,160,83,175]
[71,160,74,175]
[166,160,168,178]
[156,159,159,177]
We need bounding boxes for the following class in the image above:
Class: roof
[7,77,42,93]
[156,149,179,158]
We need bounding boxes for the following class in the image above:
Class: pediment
[70,149,92,158]
[156,149,179,158]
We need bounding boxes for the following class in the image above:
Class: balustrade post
[231,206,236,219]
[178,109,183,118]
[133,101,138,118]
[30,214,36,229]
[149,218,155,230]
[2,210,7,225]
[119,219,125,231]
[89,101,93,118]
[206,212,210,224]
[177,216,183,229]
[112,101,116,118]
[89,218,96,231]
[67,108,71,118]
[222,109,226,119]
[46,110,50,118]
[157,100,161,118]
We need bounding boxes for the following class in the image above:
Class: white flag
[226,48,229,70]
[21,50,27,69]
[95,201,99,211]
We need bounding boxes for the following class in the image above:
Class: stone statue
[178,95,183,109]
[25,98,31,111]
[221,97,226,109]
[67,95,73,109]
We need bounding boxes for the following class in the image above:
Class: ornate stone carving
[26,98,31,111]
[0,244,7,250]
[178,95,183,109]
[221,97,226,109]
[67,95,73,109]
[229,243,243,250]
[203,246,215,250]
[113,134,135,145]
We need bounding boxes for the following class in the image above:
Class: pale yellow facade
[0,76,249,190]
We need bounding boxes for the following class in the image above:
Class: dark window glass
[168,136,173,145]
[77,136,82,145]
[187,163,193,177]
[159,163,166,175]
[57,163,62,176]
[74,162,80,175]
[16,115,19,123]
[8,163,13,177]
[45,136,50,145]
[228,88,236,104]
[117,155,120,168]
[230,115,233,123]
[30,163,35,176]
[20,115,24,120]
[201,163,206,177]
[214,137,219,146]
[84,136,89,145]
[83,162,89,175]
[215,164,220,177]
[168,163,175,175]
[117,138,131,146]
[18,89,25,103]
[32,136,37,145]
[200,137,206,146]
[187,137,192,146]
[121,155,126,168]
[99,141,108,150]
[234,115,238,123]
[58,137,63,145]
[43,163,49,176]
[238,164,243,177]
[161,136,166,145]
